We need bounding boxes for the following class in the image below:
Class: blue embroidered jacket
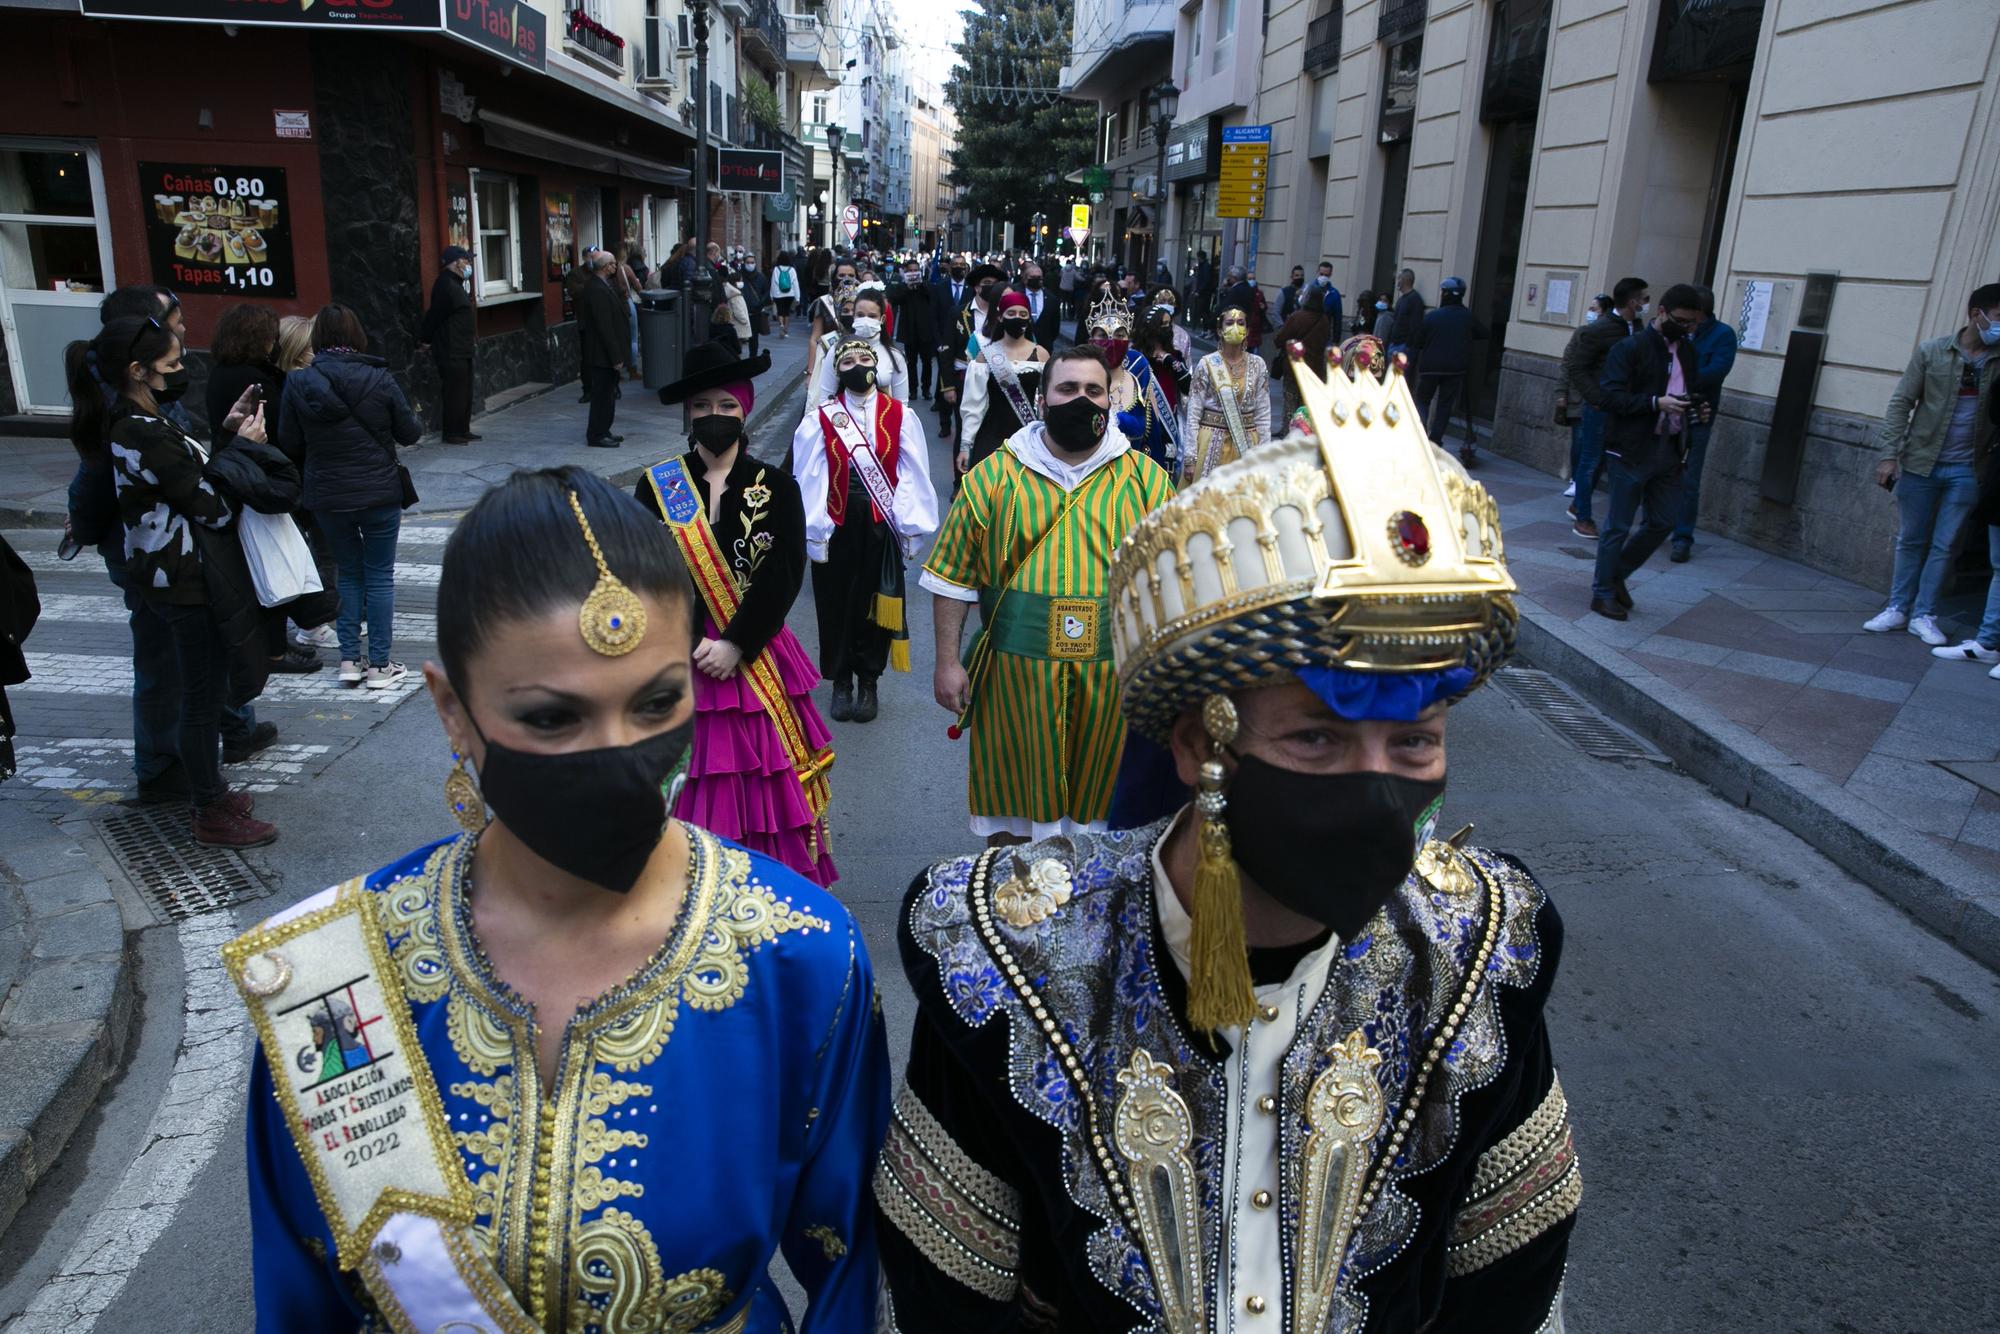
[245,827,890,1333]
[876,819,1576,1333]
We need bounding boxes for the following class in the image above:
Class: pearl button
[1258,1003,1280,1023]
[1252,1189,1272,1209]
[1246,1294,1267,1315]
[1257,1094,1277,1114]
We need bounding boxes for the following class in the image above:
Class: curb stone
[0,804,133,1244]
[1514,610,2000,973]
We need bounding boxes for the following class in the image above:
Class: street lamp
[1149,78,1179,278]
[691,0,712,353]
[825,121,844,250]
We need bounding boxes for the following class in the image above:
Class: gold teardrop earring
[444,750,487,834]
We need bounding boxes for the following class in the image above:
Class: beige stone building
[1156,0,2000,588]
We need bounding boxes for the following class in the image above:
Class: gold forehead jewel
[567,490,647,657]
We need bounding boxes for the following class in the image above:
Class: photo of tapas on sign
[139,163,297,299]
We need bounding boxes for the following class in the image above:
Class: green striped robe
[925,446,1177,824]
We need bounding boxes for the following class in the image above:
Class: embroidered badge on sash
[1046,597,1100,660]
[223,880,474,1271]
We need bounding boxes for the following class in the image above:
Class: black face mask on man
[1222,756,1445,939]
[689,413,743,454]
[1043,395,1107,454]
[474,720,694,895]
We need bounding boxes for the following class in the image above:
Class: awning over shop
[476,110,690,187]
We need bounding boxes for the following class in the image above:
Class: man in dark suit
[889,256,938,398]
[417,245,478,444]
[576,251,628,448]
[929,256,974,431]
[1019,260,1061,350]
[1589,283,1709,620]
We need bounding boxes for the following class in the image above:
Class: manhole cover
[99,804,273,922]
[1496,667,1666,763]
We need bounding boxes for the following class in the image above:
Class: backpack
[778,268,793,294]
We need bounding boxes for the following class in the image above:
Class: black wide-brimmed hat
[658,339,771,405]
[966,263,1006,288]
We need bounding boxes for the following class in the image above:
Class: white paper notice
[1738,280,1773,351]
[1544,278,1571,317]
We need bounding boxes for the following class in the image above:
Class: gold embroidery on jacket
[1446,1075,1581,1276]
[1112,1050,1206,1334]
[1293,1030,1387,1334]
[873,1086,1022,1300]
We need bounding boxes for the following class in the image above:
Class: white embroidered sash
[1133,353,1182,464]
[821,395,898,522]
[980,340,1040,427]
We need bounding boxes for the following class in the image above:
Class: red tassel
[947,724,963,740]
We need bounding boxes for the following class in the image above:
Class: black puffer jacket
[277,350,421,513]
[205,435,303,515]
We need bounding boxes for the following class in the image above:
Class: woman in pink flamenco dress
[638,340,837,884]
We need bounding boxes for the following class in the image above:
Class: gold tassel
[871,591,906,633]
[1186,696,1257,1034]
[888,637,912,674]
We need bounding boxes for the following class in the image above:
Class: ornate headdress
[1087,293,1132,340]
[1106,342,1518,1030]
[832,335,878,364]
[567,490,647,657]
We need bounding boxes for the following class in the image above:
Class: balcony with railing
[784,11,839,86]
[740,0,787,70]
[1377,0,1425,42]
[1304,9,1341,75]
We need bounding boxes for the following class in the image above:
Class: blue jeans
[316,505,401,666]
[1978,525,2000,647]
[1887,462,1979,617]
[1673,419,1714,543]
[1570,407,1606,524]
[1593,455,1685,600]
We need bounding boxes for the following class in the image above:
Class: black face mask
[951,268,968,281]
[838,364,876,395]
[689,413,743,454]
[154,368,192,404]
[1001,318,1031,340]
[475,719,693,895]
[1658,318,1688,341]
[1043,395,1107,454]
[1223,756,1445,939]
[1024,276,1042,290]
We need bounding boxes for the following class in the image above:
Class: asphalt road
[3,393,1996,1333]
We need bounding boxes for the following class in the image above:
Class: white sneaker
[338,659,364,686]
[1932,639,2000,664]
[1861,607,1908,633]
[364,661,408,690]
[1907,615,1948,647]
[1990,661,2000,680]
[1562,481,1576,498]
[292,624,337,650]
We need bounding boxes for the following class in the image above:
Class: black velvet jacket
[877,822,1577,1333]
[635,446,806,660]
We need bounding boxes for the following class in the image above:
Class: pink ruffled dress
[672,613,837,886]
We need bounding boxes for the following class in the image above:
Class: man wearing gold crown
[1087,294,1184,472]
[876,344,1578,1332]
[792,336,940,724]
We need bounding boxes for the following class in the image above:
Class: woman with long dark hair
[66,316,278,847]
[235,467,887,1330]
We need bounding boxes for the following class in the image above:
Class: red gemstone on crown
[1392,510,1430,562]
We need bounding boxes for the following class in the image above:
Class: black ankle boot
[853,680,879,723]
[829,681,854,722]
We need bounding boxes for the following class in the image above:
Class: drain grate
[1496,667,1666,763]
[99,804,273,922]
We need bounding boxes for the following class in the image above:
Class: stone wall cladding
[1492,349,1898,591]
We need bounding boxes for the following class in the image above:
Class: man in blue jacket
[1414,276,1488,466]
[1590,283,1710,621]
[1671,285,1738,562]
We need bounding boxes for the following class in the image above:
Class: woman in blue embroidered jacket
[240,467,890,1332]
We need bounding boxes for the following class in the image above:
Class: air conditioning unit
[676,12,694,52]
[640,15,674,86]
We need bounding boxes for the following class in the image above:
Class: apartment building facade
[1085,0,2000,589]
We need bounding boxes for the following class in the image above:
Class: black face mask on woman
[838,364,876,395]
[689,413,743,454]
[1223,755,1446,939]
[474,719,693,895]
[1001,318,1031,340]
[153,368,192,404]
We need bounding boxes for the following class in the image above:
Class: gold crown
[1108,344,1518,739]
[1086,294,1132,339]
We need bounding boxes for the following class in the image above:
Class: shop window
[1213,0,1236,75]
[1379,35,1421,144]
[472,172,524,297]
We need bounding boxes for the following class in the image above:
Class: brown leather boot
[192,802,278,849]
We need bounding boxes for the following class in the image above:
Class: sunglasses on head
[126,314,166,368]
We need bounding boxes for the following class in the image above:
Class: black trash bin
[638,290,683,392]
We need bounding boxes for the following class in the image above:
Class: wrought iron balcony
[740,0,788,69]
[1304,9,1341,75]
[1377,0,1425,42]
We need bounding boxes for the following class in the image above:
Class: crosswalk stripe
[19,651,428,702]
[7,738,337,794]
[28,592,437,644]
[15,548,444,585]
